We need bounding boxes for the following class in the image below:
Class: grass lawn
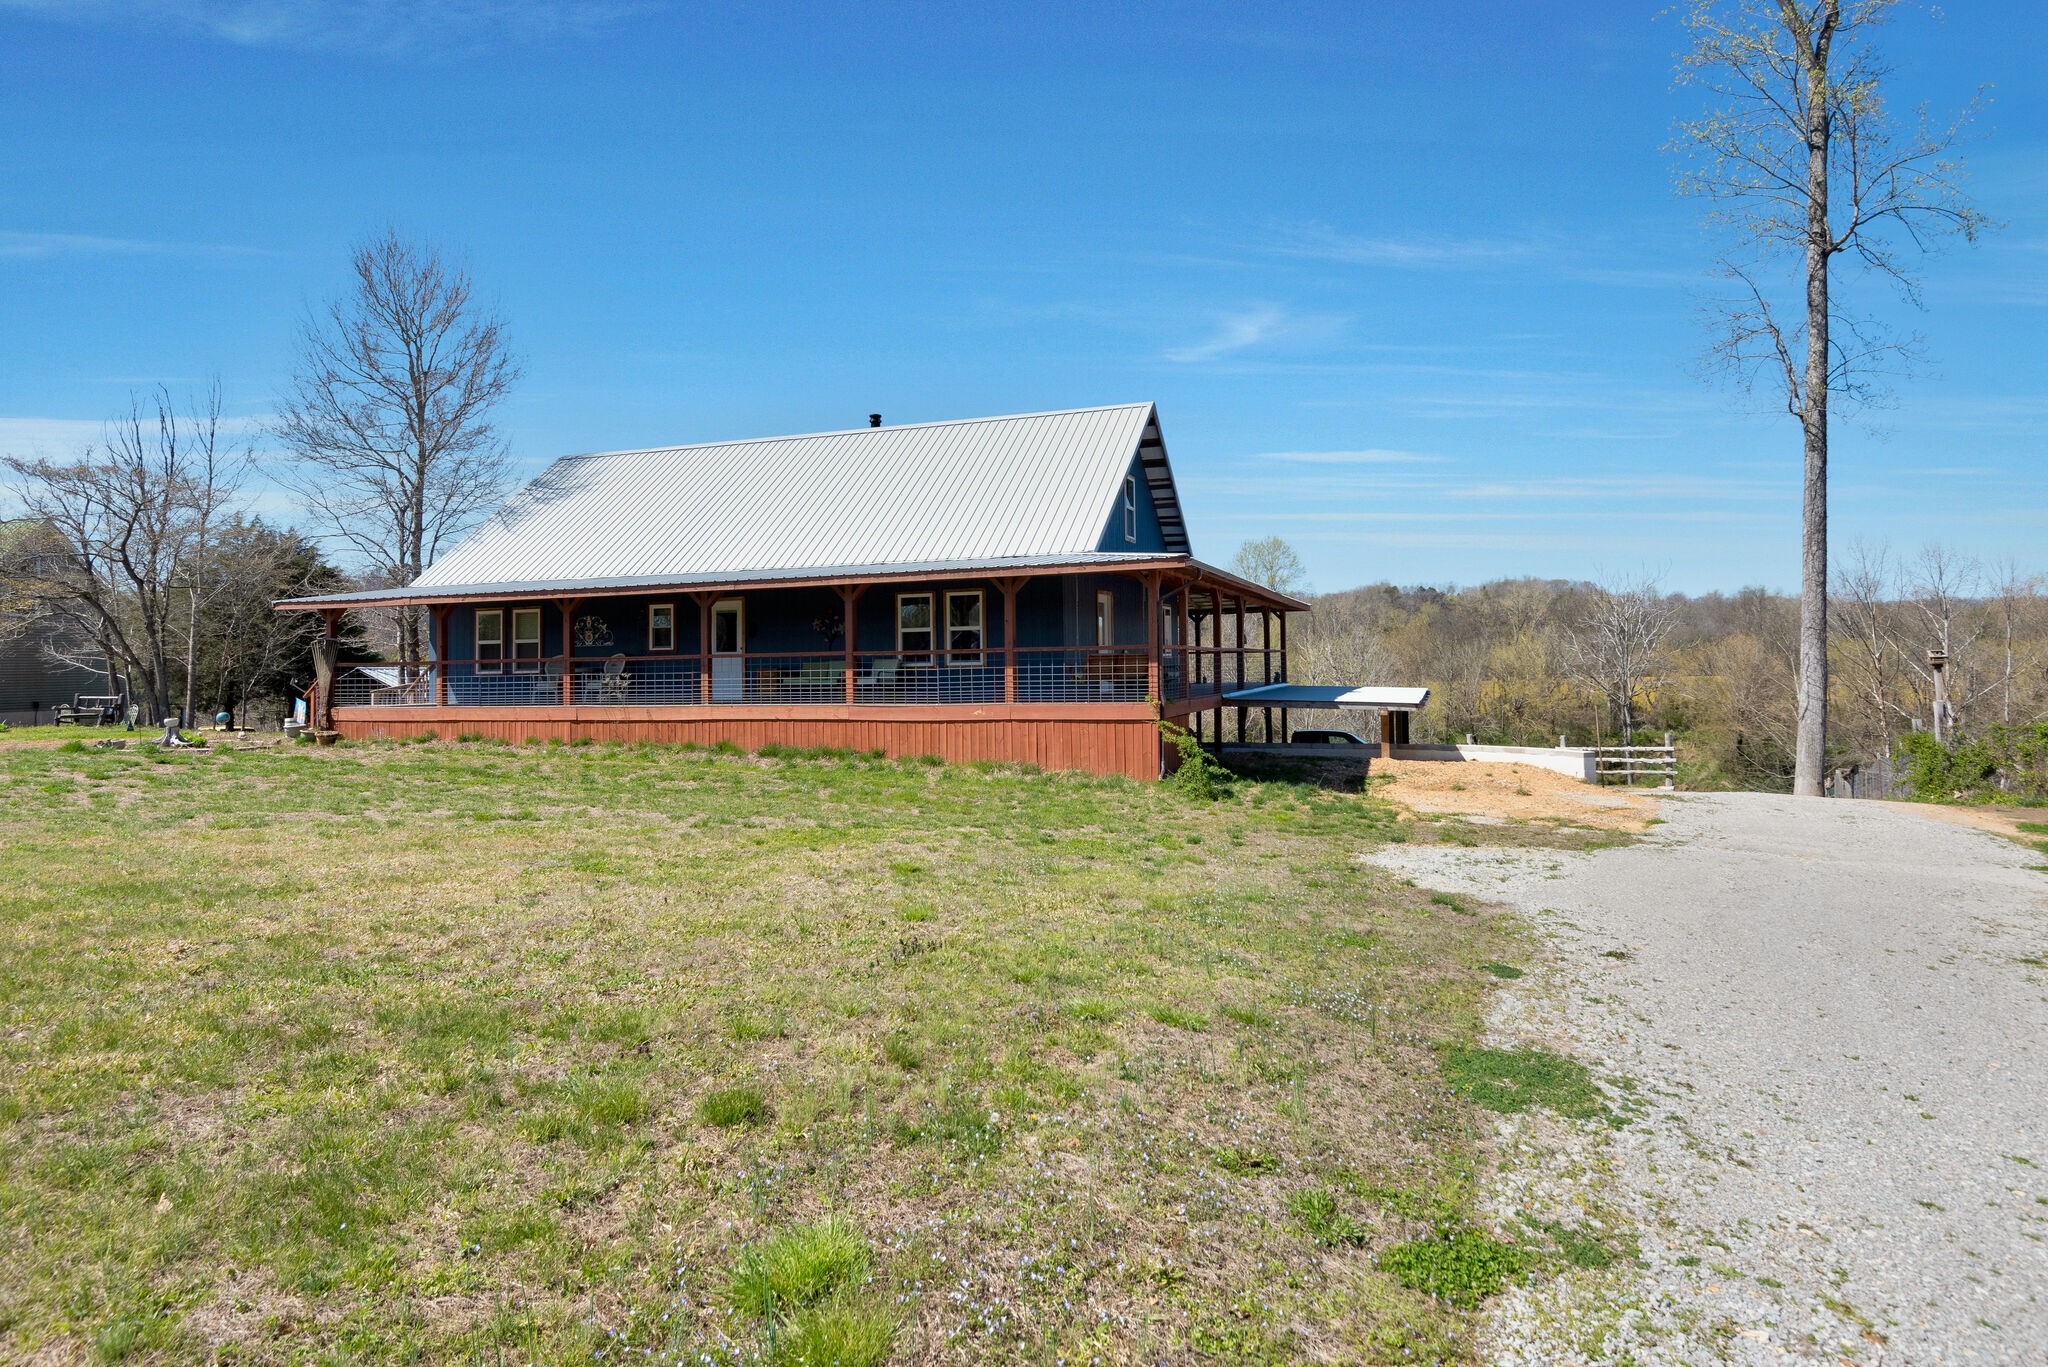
[1,735,1570,1364]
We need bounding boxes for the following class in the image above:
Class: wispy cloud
[1268,221,1535,270]
[1162,305,1345,364]
[1445,475,1783,502]
[0,0,651,54]
[0,412,272,460]
[1252,448,1444,465]
[0,229,273,259]
[0,416,106,456]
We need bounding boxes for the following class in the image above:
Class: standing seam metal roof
[412,403,1183,591]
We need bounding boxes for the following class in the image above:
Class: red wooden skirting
[329,701,1202,781]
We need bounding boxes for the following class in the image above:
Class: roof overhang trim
[277,554,1308,614]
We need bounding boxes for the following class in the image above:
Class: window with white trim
[897,593,934,667]
[511,607,543,673]
[1123,475,1138,542]
[476,609,504,674]
[945,591,984,667]
[1095,590,1114,647]
[648,602,676,652]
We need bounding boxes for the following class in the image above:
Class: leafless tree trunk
[275,230,520,662]
[1673,0,1989,795]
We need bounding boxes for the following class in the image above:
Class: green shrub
[1157,720,1233,800]
[1899,723,2048,803]
[698,1086,768,1128]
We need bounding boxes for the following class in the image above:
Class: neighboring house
[277,404,1307,778]
[0,618,119,726]
[0,519,123,727]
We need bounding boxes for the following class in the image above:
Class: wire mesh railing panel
[328,649,1190,709]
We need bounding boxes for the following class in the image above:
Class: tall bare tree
[275,230,520,661]
[1673,0,1989,794]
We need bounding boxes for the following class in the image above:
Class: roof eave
[275,553,1203,612]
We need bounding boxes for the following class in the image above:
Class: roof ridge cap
[544,402,1156,465]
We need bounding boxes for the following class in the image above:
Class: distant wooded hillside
[1284,553,2048,795]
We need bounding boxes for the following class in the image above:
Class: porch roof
[1223,684,1431,710]
[276,552,1309,613]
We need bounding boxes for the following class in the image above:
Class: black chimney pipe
[868,413,881,428]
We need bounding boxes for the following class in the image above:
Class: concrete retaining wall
[1386,742,1598,782]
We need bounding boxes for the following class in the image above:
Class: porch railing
[327,644,1285,711]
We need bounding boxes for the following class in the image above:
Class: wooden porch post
[838,584,866,704]
[1142,572,1161,703]
[1233,593,1246,743]
[1260,607,1272,741]
[993,577,1023,704]
[692,593,716,704]
[1278,610,1289,742]
[432,606,449,705]
[555,598,582,704]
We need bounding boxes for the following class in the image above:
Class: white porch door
[711,599,744,701]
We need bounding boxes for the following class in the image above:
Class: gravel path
[1369,793,2048,1365]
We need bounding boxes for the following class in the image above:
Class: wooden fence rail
[1595,733,1676,789]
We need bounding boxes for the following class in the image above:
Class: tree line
[1260,548,2048,799]
[2,232,516,726]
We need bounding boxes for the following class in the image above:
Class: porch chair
[865,656,900,699]
[597,653,632,702]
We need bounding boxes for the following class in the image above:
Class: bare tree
[1903,542,1990,740]
[1562,577,1676,744]
[1831,540,1915,761]
[5,387,245,722]
[275,230,520,661]
[1230,536,1311,597]
[1673,0,1990,794]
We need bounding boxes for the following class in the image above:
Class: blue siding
[440,575,1149,673]
[1093,455,1167,553]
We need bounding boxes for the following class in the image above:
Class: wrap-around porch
[301,564,1301,779]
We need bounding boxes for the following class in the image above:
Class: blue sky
[3,0,2042,594]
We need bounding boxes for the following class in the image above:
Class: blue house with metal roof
[281,404,1305,777]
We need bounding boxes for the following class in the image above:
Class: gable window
[1123,475,1138,542]
[945,591,984,667]
[648,602,676,652]
[1095,590,1114,648]
[476,609,504,674]
[898,593,934,667]
[511,607,543,673]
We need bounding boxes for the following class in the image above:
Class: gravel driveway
[1369,792,2048,1365]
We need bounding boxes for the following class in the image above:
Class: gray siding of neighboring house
[0,621,116,725]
